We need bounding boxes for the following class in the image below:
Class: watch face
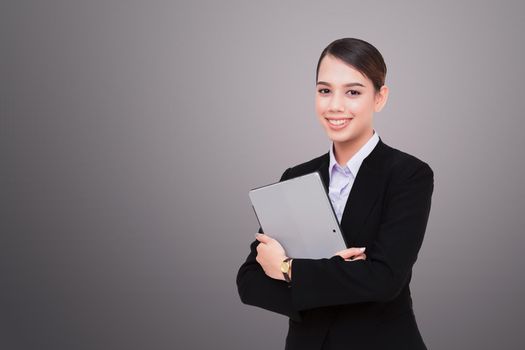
[280,261,289,273]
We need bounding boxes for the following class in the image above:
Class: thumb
[335,247,366,259]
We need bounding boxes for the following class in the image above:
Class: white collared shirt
[328,129,380,223]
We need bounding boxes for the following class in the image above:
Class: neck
[333,129,374,166]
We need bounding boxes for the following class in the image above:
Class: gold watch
[280,257,293,283]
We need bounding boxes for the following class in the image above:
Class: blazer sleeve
[289,159,434,311]
[236,167,303,322]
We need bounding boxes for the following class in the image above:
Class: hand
[255,233,288,281]
[334,247,367,261]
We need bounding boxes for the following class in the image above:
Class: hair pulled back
[316,38,387,92]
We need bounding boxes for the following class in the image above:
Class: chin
[325,125,371,144]
[324,129,355,143]
[330,136,355,145]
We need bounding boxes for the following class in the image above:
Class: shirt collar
[328,129,380,181]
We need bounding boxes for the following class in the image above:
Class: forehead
[317,55,369,85]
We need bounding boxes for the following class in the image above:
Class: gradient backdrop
[2,1,524,349]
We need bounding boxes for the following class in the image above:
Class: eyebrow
[316,81,366,88]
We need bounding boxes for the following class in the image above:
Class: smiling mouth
[325,118,352,126]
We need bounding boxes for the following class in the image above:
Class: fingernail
[359,247,366,252]
[255,233,261,238]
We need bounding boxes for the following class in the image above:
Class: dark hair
[316,38,387,92]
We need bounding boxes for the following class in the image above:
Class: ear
[374,85,389,112]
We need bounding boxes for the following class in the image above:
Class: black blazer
[236,137,434,350]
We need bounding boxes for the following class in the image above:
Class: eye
[318,88,330,94]
[347,90,361,96]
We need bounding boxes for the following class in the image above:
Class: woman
[236,38,433,350]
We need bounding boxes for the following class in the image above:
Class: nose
[328,92,345,113]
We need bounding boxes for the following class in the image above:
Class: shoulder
[384,142,433,172]
[379,142,434,187]
[279,139,434,183]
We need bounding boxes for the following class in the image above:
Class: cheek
[347,99,372,115]
[315,98,327,116]
[345,100,362,113]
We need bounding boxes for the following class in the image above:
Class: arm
[236,168,303,321]
[289,160,434,311]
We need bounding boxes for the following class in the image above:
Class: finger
[255,233,272,244]
[347,253,366,261]
[334,247,365,256]
[335,247,366,259]
[344,254,366,261]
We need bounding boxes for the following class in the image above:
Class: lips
[325,117,353,129]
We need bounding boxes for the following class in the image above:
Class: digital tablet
[249,171,348,259]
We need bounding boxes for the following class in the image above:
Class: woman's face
[315,54,388,147]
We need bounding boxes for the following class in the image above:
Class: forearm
[236,240,302,321]
[289,254,407,311]
[288,162,433,311]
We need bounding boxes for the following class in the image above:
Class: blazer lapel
[317,154,330,193]
[316,138,389,246]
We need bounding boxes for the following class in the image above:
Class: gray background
[1,0,524,349]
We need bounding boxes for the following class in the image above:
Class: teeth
[328,119,348,126]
